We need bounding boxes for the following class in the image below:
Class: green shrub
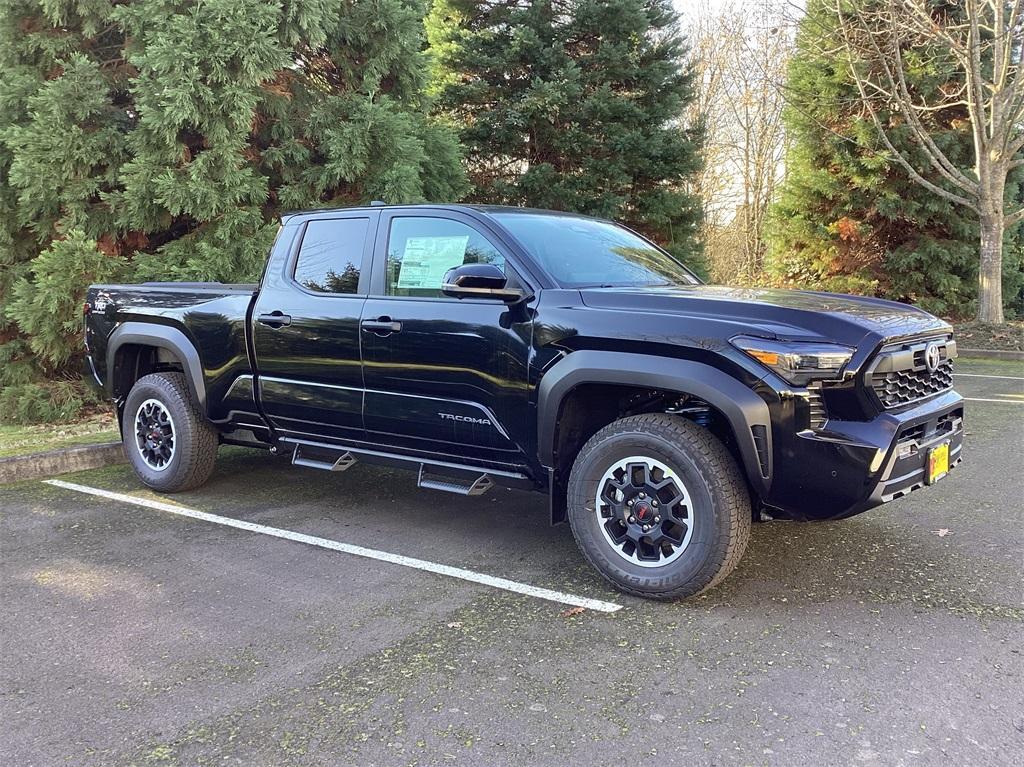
[6,231,129,368]
[0,379,97,425]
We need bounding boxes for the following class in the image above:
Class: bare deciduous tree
[835,0,1024,324]
[685,0,793,283]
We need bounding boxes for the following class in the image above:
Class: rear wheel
[122,372,218,492]
[566,413,750,600]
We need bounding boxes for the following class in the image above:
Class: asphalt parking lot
[2,359,1022,767]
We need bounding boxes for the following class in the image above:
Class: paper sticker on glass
[396,236,469,289]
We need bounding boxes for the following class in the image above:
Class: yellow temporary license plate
[927,442,950,485]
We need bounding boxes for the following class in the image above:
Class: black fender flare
[537,350,772,495]
[106,322,207,412]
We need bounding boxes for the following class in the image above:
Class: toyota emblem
[924,342,941,373]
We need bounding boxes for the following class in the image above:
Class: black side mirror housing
[442,263,525,302]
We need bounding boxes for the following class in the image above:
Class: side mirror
[442,263,525,302]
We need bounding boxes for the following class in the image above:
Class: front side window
[492,213,699,288]
[386,217,505,298]
[293,217,369,294]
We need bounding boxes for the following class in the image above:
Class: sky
[675,0,745,14]
[674,0,804,23]
[675,0,764,16]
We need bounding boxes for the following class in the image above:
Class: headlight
[731,336,854,385]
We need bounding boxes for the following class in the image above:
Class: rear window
[293,218,369,294]
[492,213,698,288]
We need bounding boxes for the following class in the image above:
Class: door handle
[257,311,292,327]
[361,317,402,334]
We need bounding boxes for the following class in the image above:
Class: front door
[361,210,534,467]
[251,211,377,442]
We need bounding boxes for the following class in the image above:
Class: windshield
[492,213,700,288]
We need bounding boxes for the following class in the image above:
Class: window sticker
[396,235,469,289]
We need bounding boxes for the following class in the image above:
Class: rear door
[251,210,378,442]
[360,209,534,467]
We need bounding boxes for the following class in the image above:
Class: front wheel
[567,413,751,600]
[122,372,218,492]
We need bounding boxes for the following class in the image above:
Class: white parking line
[955,373,1024,380]
[963,397,1024,404]
[43,479,622,614]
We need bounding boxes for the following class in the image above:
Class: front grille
[900,422,927,443]
[936,409,961,432]
[897,407,961,445]
[873,362,954,407]
[867,335,956,408]
[806,384,827,429]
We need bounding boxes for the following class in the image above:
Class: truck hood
[578,285,950,348]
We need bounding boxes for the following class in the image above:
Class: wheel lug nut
[627,499,634,506]
[628,515,635,523]
[651,500,658,507]
[642,524,650,532]
[639,492,646,498]
[653,515,661,523]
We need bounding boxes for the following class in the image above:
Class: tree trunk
[977,209,1004,324]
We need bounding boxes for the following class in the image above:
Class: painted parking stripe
[963,397,1024,404]
[955,373,1024,380]
[43,479,622,614]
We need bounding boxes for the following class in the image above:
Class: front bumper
[867,406,963,506]
[764,389,964,520]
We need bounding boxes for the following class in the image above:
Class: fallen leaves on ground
[954,321,1024,351]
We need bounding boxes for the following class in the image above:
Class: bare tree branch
[684,0,793,281]
[834,0,1022,323]
[834,2,979,208]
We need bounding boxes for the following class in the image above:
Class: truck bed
[85,282,258,422]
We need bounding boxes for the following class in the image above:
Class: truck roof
[279,203,608,224]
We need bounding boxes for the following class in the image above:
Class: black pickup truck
[85,204,964,599]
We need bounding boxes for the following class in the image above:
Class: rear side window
[293,218,369,294]
[385,217,505,298]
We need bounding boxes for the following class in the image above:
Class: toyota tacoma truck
[84,204,964,599]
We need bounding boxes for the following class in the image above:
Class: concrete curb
[0,442,126,484]
[959,348,1024,361]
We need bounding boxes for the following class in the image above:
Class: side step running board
[277,436,531,492]
[417,466,494,496]
[291,444,357,472]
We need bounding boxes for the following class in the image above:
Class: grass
[0,412,120,458]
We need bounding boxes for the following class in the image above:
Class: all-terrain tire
[567,413,751,600]
[122,372,218,492]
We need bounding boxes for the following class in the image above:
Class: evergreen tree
[766,0,1023,318]
[0,0,465,422]
[428,0,704,268]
